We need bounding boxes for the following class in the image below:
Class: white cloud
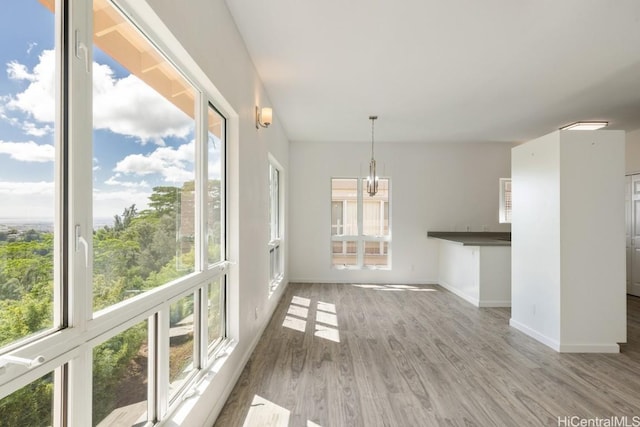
[7,61,36,81]
[0,140,54,162]
[0,181,54,220]
[208,159,221,180]
[93,189,151,220]
[0,182,150,222]
[114,141,194,183]
[27,43,38,55]
[92,62,194,143]
[0,180,53,195]
[22,121,53,137]
[6,50,56,123]
[105,174,149,188]
[4,49,193,144]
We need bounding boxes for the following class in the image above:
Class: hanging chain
[369,115,377,160]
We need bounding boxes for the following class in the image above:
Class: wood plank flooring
[214,283,640,426]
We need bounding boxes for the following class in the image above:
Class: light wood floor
[214,283,640,426]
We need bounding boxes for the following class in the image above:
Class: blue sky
[1,2,221,223]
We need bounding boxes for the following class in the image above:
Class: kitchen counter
[427,231,511,247]
[429,231,511,307]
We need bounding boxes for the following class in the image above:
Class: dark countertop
[427,232,511,247]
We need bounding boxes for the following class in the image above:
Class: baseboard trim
[478,300,511,308]
[557,343,620,353]
[509,318,560,351]
[438,280,480,307]
[289,278,439,286]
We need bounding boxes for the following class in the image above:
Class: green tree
[0,373,53,426]
[145,186,180,217]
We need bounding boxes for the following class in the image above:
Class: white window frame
[0,1,237,425]
[330,177,391,270]
[499,178,512,224]
[268,154,284,293]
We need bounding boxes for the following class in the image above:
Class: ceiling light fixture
[255,106,273,129]
[560,121,608,131]
[366,115,379,197]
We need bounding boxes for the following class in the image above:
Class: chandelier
[366,115,379,197]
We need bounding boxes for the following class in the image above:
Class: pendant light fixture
[366,115,379,197]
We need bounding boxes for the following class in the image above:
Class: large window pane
[93,320,148,426]
[0,1,57,348]
[331,179,358,236]
[208,278,224,351]
[0,371,54,426]
[362,178,389,236]
[91,0,196,311]
[332,240,358,267]
[269,164,280,242]
[208,104,224,266]
[169,293,196,400]
[363,241,389,268]
[331,178,391,269]
[269,162,282,289]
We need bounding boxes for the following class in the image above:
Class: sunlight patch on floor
[243,395,289,427]
[282,315,306,333]
[242,395,323,427]
[282,296,340,343]
[291,296,311,307]
[287,304,308,318]
[351,284,438,292]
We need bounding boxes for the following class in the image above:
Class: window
[499,178,512,223]
[91,0,197,311]
[0,0,58,352]
[208,105,225,267]
[331,178,391,269]
[169,293,196,401]
[0,1,230,424]
[92,320,148,426]
[268,159,283,291]
[0,371,54,426]
[207,277,225,351]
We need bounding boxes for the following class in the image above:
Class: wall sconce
[256,106,273,129]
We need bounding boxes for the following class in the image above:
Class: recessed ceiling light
[560,121,608,131]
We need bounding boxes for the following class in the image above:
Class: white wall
[626,129,640,174]
[140,0,290,425]
[511,130,626,353]
[289,141,513,284]
[437,241,480,304]
[559,130,626,350]
[511,132,561,347]
[479,246,512,306]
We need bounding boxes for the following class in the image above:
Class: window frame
[330,177,391,270]
[0,1,235,425]
[268,155,284,293]
[499,178,512,224]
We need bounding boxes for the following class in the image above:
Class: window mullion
[67,0,93,331]
[221,115,227,264]
[156,308,170,419]
[66,347,92,427]
[147,313,158,423]
[199,286,208,367]
[65,0,94,425]
[196,94,207,272]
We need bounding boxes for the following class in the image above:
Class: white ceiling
[225,0,640,144]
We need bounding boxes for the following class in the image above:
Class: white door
[627,175,632,293]
[629,174,640,296]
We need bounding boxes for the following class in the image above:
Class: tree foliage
[0,182,222,423]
